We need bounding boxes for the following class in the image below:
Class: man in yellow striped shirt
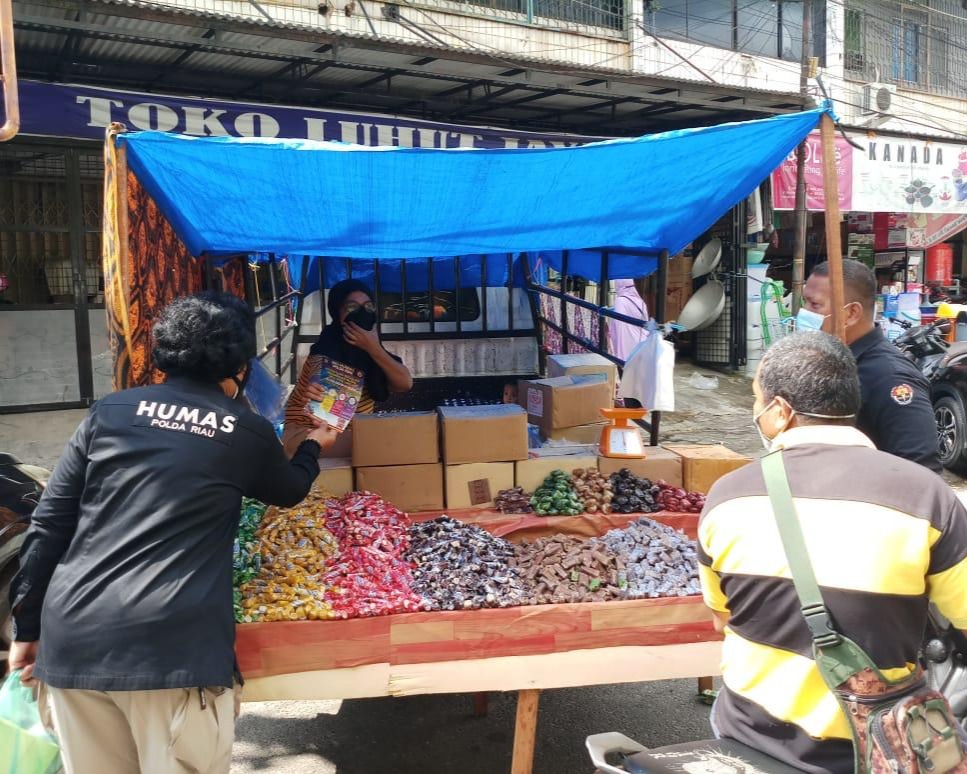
[699,331,967,773]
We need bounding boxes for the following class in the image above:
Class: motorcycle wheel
[935,395,967,473]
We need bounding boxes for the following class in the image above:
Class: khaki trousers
[43,683,237,774]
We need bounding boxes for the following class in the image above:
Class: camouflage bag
[763,452,967,774]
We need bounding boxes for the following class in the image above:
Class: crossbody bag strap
[760,451,842,649]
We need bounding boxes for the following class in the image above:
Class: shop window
[845,8,865,75]
[892,10,928,86]
[379,290,481,324]
[458,0,624,31]
[651,0,733,50]
[648,0,820,63]
[846,1,961,98]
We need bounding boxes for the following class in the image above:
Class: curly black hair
[152,291,256,382]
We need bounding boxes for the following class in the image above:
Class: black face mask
[344,307,377,332]
[230,361,253,399]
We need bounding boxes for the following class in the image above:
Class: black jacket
[10,378,320,691]
[851,329,942,474]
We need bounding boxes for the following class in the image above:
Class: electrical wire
[396,0,967,142]
[637,9,967,137]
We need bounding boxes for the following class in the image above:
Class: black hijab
[310,279,391,402]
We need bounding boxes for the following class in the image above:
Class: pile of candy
[407,517,529,609]
[494,487,533,514]
[571,467,614,515]
[512,534,619,604]
[530,470,584,516]
[233,486,704,624]
[237,486,339,622]
[322,492,423,618]
[609,469,662,514]
[233,498,267,622]
[598,517,701,598]
[655,482,707,514]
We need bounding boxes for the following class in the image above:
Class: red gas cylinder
[926,243,954,286]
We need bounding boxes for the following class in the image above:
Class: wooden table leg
[473,691,489,717]
[697,676,714,693]
[510,689,541,774]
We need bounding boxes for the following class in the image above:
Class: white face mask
[795,308,828,332]
[753,398,788,450]
[796,302,861,333]
[753,397,858,450]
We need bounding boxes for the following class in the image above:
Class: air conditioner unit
[862,82,897,114]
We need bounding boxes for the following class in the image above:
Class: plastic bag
[243,358,287,439]
[618,321,675,412]
[0,671,61,774]
[687,372,719,391]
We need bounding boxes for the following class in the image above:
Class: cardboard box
[547,354,617,399]
[355,463,444,512]
[445,462,515,508]
[664,444,751,494]
[515,455,599,493]
[518,375,612,436]
[352,411,438,467]
[597,445,683,488]
[319,425,353,459]
[438,405,529,465]
[316,458,354,497]
[542,421,607,444]
[532,444,598,458]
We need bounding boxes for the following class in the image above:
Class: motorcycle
[586,612,967,773]
[892,319,967,474]
[586,732,799,773]
[0,454,48,676]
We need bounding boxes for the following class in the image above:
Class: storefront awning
[117,105,829,261]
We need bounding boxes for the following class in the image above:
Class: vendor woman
[283,279,413,456]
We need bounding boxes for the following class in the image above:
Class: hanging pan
[691,238,722,278]
[676,280,726,331]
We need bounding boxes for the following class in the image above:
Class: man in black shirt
[803,260,941,473]
[8,292,336,774]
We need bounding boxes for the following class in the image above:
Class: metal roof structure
[13,0,806,136]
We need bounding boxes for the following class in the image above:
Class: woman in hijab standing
[608,279,650,362]
[283,279,413,456]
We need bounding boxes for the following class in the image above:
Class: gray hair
[758,332,861,422]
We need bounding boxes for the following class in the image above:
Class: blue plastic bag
[243,357,287,439]
[0,671,61,774]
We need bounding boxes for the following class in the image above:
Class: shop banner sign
[770,130,853,211]
[852,136,967,214]
[873,212,967,249]
[11,80,599,148]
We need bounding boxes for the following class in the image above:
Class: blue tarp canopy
[281,254,521,294]
[117,106,828,268]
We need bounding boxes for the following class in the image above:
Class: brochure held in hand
[309,357,365,432]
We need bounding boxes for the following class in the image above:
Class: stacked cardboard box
[546,354,618,400]
[316,458,354,497]
[438,405,529,508]
[515,455,600,493]
[518,375,612,439]
[665,255,694,322]
[352,412,444,511]
[663,444,751,494]
[597,445,683,488]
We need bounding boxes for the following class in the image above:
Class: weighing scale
[598,408,647,459]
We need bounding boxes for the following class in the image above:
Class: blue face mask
[795,308,828,332]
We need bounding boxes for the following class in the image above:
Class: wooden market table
[235,510,722,774]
